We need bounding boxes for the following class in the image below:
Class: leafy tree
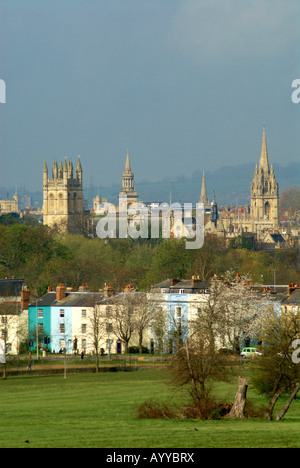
[230,235,253,250]
[251,307,300,420]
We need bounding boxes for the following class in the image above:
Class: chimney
[124,283,135,293]
[170,279,180,287]
[78,283,90,292]
[287,283,300,296]
[47,286,52,292]
[56,283,66,301]
[21,286,30,310]
[191,275,201,287]
[104,284,114,298]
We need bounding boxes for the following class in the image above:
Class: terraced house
[28,283,103,355]
[0,279,29,355]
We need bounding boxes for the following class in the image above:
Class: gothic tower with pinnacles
[43,156,84,232]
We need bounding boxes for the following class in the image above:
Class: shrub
[136,399,178,419]
[128,346,149,354]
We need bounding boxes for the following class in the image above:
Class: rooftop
[150,278,210,294]
[0,279,24,297]
[282,288,300,305]
[29,291,104,308]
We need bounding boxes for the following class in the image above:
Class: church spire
[259,127,270,173]
[122,151,134,191]
[199,171,209,208]
[119,150,138,207]
[125,150,131,172]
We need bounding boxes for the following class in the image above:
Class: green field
[0,370,299,448]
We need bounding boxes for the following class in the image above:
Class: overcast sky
[0,0,299,193]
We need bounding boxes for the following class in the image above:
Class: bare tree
[133,293,154,354]
[190,274,225,354]
[88,307,106,372]
[149,304,169,355]
[169,335,232,419]
[107,293,138,354]
[197,270,270,353]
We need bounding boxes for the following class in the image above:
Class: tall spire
[199,171,209,208]
[259,127,270,173]
[125,150,131,172]
[119,150,138,205]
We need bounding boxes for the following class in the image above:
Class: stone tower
[250,128,279,228]
[43,156,84,231]
[119,151,138,211]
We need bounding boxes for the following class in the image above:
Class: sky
[0,0,299,194]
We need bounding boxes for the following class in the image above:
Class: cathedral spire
[259,127,270,173]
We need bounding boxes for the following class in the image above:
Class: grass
[0,369,299,448]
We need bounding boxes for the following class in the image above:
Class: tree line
[0,222,300,296]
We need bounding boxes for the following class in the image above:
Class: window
[38,323,44,335]
[179,289,184,294]
[81,324,87,334]
[60,339,65,349]
[81,309,87,318]
[60,323,65,334]
[106,322,113,333]
[60,309,65,318]
[175,307,182,319]
[49,193,54,211]
[58,193,64,211]
[106,306,112,318]
[1,316,7,324]
[38,309,43,318]
[82,339,86,350]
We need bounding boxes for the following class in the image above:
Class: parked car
[240,347,262,359]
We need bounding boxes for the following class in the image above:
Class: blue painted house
[28,290,56,353]
[149,278,210,353]
[28,284,103,354]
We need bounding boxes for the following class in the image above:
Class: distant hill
[1,162,299,209]
[134,161,300,206]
